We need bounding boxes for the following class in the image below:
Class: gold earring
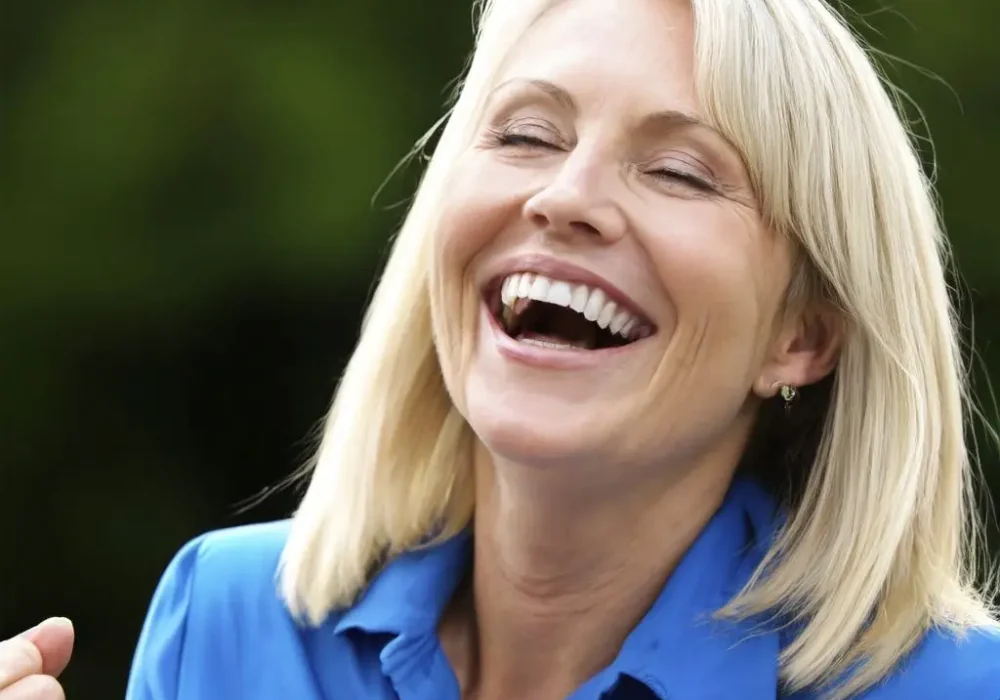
[780,384,798,414]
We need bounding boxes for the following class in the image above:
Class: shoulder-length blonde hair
[279,0,997,697]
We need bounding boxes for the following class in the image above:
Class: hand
[0,618,74,699]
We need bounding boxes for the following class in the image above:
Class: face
[433,0,800,486]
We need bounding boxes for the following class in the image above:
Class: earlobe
[753,377,787,399]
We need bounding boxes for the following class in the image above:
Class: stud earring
[780,384,798,414]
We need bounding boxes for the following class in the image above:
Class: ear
[752,302,844,398]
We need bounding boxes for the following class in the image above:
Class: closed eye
[496,133,559,149]
[649,168,716,193]
[492,129,718,194]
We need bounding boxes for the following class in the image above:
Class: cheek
[434,170,527,325]
[437,204,501,285]
[431,159,528,409]
[435,155,533,274]
[648,215,762,323]
[641,206,786,390]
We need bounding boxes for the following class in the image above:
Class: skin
[0,619,73,700]
[3,1,840,697]
[433,0,841,698]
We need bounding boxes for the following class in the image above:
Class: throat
[512,302,599,350]
[452,444,707,700]
[447,540,662,700]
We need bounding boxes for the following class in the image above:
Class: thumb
[21,617,74,678]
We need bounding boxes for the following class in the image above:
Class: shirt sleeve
[125,536,204,700]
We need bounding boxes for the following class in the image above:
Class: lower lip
[482,302,647,370]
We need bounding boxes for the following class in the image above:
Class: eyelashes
[485,124,557,150]
[647,167,716,193]
[485,126,718,194]
[495,133,552,148]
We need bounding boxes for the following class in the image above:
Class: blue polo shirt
[125,478,1000,699]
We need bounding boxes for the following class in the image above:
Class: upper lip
[483,254,655,325]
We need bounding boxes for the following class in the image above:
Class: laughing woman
[5,0,999,698]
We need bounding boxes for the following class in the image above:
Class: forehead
[496,0,699,116]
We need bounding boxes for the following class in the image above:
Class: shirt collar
[609,477,785,699]
[334,477,786,700]
[333,529,472,638]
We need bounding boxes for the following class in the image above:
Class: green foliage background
[2,2,998,697]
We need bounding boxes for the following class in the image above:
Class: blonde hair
[279,0,998,697]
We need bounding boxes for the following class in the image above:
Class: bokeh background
[2,1,999,698]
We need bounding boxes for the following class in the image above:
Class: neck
[440,442,736,700]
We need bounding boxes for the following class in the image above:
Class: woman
[5,0,1000,697]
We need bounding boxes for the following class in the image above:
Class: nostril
[569,220,601,236]
[530,213,601,237]
[529,213,549,230]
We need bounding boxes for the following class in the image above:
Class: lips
[479,256,656,355]
[500,270,653,346]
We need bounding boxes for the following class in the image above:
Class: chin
[463,381,615,469]
[475,422,607,471]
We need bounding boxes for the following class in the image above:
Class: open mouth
[486,271,655,351]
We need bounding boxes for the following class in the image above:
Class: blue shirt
[125,479,1000,699]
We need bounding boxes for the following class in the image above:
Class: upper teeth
[500,272,648,340]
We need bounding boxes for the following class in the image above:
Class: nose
[522,151,627,243]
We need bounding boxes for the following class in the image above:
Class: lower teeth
[518,337,588,350]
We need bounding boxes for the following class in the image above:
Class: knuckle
[31,674,67,700]
[6,674,66,699]
[0,637,43,687]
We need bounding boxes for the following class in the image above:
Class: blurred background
[2,1,998,697]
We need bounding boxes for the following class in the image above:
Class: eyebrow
[488,78,719,135]
[489,78,577,112]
